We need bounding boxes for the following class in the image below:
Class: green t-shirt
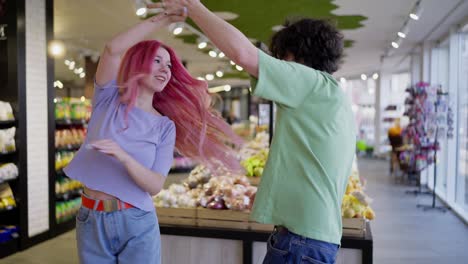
[250,50,357,245]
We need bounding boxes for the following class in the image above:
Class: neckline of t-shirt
[131,105,167,120]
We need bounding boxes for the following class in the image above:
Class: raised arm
[150,0,259,77]
[96,14,184,86]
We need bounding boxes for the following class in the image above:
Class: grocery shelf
[0,176,19,185]
[169,167,194,173]
[0,120,16,129]
[0,206,17,214]
[0,237,19,259]
[55,119,88,127]
[55,145,81,152]
[55,189,83,202]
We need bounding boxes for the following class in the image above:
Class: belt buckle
[102,199,119,212]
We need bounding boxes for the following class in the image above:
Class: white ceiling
[54,0,468,85]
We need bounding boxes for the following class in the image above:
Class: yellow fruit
[364,207,375,220]
[343,208,355,218]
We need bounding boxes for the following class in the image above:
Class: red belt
[81,194,134,212]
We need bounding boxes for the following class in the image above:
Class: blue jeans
[76,206,161,264]
[263,227,339,264]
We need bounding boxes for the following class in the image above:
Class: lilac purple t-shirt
[63,80,176,212]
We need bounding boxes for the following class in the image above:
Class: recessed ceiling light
[205,74,214,81]
[397,32,406,38]
[391,42,399,49]
[198,42,207,49]
[361,74,367,81]
[409,13,419,20]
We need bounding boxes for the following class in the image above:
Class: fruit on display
[0,101,14,121]
[56,198,81,223]
[0,127,16,154]
[239,132,269,178]
[241,149,268,177]
[55,97,91,121]
[56,128,86,149]
[341,160,375,220]
[55,151,76,171]
[0,163,19,182]
[154,165,257,211]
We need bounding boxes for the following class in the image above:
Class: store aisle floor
[360,158,468,264]
[2,159,468,264]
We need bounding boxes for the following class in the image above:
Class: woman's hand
[148,0,197,18]
[89,139,130,163]
[148,9,187,24]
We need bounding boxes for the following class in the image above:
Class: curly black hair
[270,18,344,74]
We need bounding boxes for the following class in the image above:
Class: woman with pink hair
[63,11,242,264]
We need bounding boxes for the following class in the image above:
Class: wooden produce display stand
[156,207,373,264]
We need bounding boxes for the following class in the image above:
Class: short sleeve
[250,50,337,108]
[93,79,119,108]
[151,120,176,177]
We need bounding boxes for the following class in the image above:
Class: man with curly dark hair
[156,1,357,263]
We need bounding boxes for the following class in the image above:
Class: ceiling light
[340,77,347,84]
[361,74,367,81]
[397,32,406,38]
[409,13,419,20]
[80,96,86,102]
[391,41,399,49]
[48,40,66,58]
[74,69,80,74]
[198,41,207,49]
[172,24,184,35]
[76,67,84,74]
[372,73,379,80]
[79,73,86,78]
[64,60,71,66]
[53,98,58,103]
[224,85,231,92]
[230,60,236,65]
[197,77,205,81]
[205,74,214,81]
[235,65,243,71]
[209,50,218,58]
[136,7,147,16]
[218,52,225,58]
[216,70,224,78]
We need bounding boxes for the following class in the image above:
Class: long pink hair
[116,40,244,173]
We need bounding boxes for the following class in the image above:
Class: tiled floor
[1,158,467,263]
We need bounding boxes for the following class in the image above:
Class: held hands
[87,139,129,163]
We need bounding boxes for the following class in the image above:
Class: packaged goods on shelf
[55,128,86,149]
[55,97,92,122]
[0,184,16,211]
[0,163,19,182]
[0,101,14,121]
[0,127,16,154]
[55,178,83,196]
[55,151,76,171]
[0,225,19,243]
[56,198,81,223]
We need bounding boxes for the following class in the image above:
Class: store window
[456,33,468,212]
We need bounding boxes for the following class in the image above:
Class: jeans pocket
[298,244,337,264]
[76,207,91,224]
[125,207,151,219]
[301,255,328,264]
[267,232,289,256]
